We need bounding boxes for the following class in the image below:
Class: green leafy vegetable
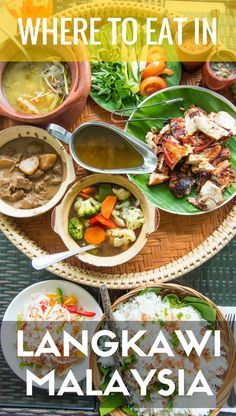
[17,314,22,330]
[56,288,63,304]
[91,61,142,112]
[100,393,126,416]
[99,367,111,391]
[171,332,180,348]
[183,297,216,323]
[164,294,216,323]
[96,184,114,202]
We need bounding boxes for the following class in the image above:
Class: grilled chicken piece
[163,136,191,169]
[148,172,169,186]
[185,106,206,136]
[156,153,170,175]
[170,177,194,198]
[186,144,222,173]
[213,148,231,166]
[169,169,194,198]
[211,159,236,189]
[145,128,165,154]
[188,180,224,211]
[169,117,186,141]
[213,160,231,176]
[194,114,230,141]
[212,167,236,189]
[191,161,215,173]
[208,111,236,135]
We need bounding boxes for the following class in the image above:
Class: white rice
[100,292,228,416]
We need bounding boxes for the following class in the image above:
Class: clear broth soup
[3,62,71,115]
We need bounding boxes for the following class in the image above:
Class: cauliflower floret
[112,209,126,227]
[112,187,131,201]
[121,207,144,230]
[115,200,131,209]
[74,197,101,219]
[107,228,136,248]
[68,217,84,240]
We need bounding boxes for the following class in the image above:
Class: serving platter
[0,69,235,289]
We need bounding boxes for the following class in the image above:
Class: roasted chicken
[146,105,236,211]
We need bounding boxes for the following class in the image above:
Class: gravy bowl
[52,174,160,267]
[0,125,76,218]
[47,122,157,174]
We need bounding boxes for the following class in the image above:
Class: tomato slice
[140,76,167,96]
[148,46,166,55]
[141,62,166,79]
[160,67,173,77]
[147,46,167,64]
[147,53,166,64]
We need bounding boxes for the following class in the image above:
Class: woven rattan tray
[0,0,236,288]
[0,69,235,289]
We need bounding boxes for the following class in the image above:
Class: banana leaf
[126,86,236,214]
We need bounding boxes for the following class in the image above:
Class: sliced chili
[64,305,96,317]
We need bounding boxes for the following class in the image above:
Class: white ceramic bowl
[0,125,76,218]
[52,174,160,267]
[1,279,103,389]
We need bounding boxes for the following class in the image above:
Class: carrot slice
[84,226,106,245]
[81,187,94,195]
[101,195,117,219]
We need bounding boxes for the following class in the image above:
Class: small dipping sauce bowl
[202,48,236,91]
[47,122,157,174]
[175,19,213,72]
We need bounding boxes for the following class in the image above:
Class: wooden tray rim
[0,203,235,289]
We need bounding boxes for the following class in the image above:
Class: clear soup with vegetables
[68,183,145,257]
[3,62,71,115]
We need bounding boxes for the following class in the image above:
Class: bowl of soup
[52,174,160,267]
[202,48,236,91]
[175,20,213,72]
[0,37,91,128]
[0,125,76,218]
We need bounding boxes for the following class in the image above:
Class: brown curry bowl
[202,48,236,91]
[52,174,160,268]
[0,125,76,218]
[0,38,91,128]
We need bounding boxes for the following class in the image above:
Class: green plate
[90,61,181,114]
[126,86,236,215]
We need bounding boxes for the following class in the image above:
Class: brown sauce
[74,126,144,170]
[0,137,63,209]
